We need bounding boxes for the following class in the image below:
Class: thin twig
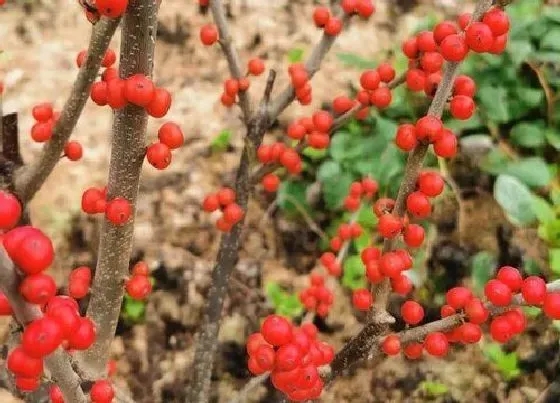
[228,373,270,403]
[526,60,556,126]
[77,0,159,379]
[209,0,252,122]
[0,248,87,403]
[14,17,120,204]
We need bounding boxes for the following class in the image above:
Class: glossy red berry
[450,95,475,120]
[0,292,12,316]
[313,6,331,27]
[433,21,458,44]
[483,7,510,36]
[406,191,431,218]
[417,171,444,197]
[360,70,380,91]
[391,274,413,296]
[453,75,476,97]
[370,87,392,109]
[274,343,302,372]
[504,308,527,334]
[379,252,405,279]
[7,347,44,378]
[126,275,152,300]
[433,130,458,158]
[440,34,469,62]
[324,17,343,36]
[465,22,494,53]
[382,334,400,356]
[377,63,395,83]
[49,385,64,403]
[124,74,155,107]
[202,194,220,212]
[459,323,482,343]
[403,342,423,359]
[496,266,522,292]
[403,224,425,248]
[157,122,183,150]
[440,304,456,318]
[0,191,22,229]
[395,124,417,151]
[217,188,236,206]
[312,111,333,132]
[416,31,437,52]
[424,332,448,356]
[15,376,39,392]
[262,174,280,193]
[415,116,443,142]
[200,24,219,46]
[490,34,508,54]
[90,380,115,403]
[261,315,292,346]
[31,121,54,142]
[406,69,426,92]
[248,58,265,76]
[68,317,96,350]
[46,304,81,339]
[378,214,403,239]
[146,142,172,170]
[490,316,513,343]
[132,261,149,277]
[465,298,489,325]
[64,141,83,161]
[401,300,424,325]
[420,52,444,73]
[96,0,128,18]
[19,274,56,305]
[91,81,108,106]
[223,203,244,225]
[402,38,418,59]
[14,231,54,275]
[105,197,132,225]
[146,87,172,118]
[106,79,127,109]
[32,102,54,122]
[521,276,547,305]
[543,293,560,319]
[22,317,63,358]
[352,289,373,311]
[446,286,473,310]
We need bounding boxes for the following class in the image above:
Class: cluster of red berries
[246,315,334,402]
[313,0,375,37]
[257,142,303,192]
[394,115,457,158]
[288,63,314,106]
[298,274,334,317]
[146,121,184,170]
[68,266,92,300]
[286,110,335,148]
[125,261,153,301]
[342,177,379,212]
[363,245,415,295]
[30,102,60,143]
[93,0,128,19]
[219,58,264,107]
[50,379,115,403]
[81,186,132,226]
[202,187,245,232]
[356,64,395,110]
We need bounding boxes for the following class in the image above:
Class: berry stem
[208,0,252,122]
[0,248,87,403]
[76,0,159,379]
[14,17,121,204]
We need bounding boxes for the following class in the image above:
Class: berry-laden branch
[0,248,87,403]
[14,17,120,205]
[77,0,159,379]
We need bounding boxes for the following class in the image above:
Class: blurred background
[1,0,560,401]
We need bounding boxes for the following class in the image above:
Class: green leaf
[542,219,560,246]
[353,232,371,251]
[483,343,521,381]
[544,6,560,23]
[471,251,497,294]
[507,40,534,66]
[494,175,537,225]
[532,195,556,223]
[265,283,303,319]
[478,86,510,123]
[524,257,541,275]
[277,181,310,215]
[510,122,547,148]
[533,51,560,64]
[317,160,341,182]
[336,52,377,70]
[420,382,448,397]
[357,204,377,229]
[549,249,560,275]
[211,130,232,152]
[504,157,551,187]
[322,171,354,210]
[480,148,510,176]
[523,306,542,317]
[541,29,560,51]
[545,128,560,150]
[302,146,328,160]
[287,48,304,63]
[123,296,146,322]
[342,255,366,290]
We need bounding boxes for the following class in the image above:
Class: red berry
[312,111,333,133]
[395,123,417,151]
[356,0,375,18]
[223,203,244,225]
[465,22,494,53]
[68,317,96,350]
[360,70,380,91]
[377,214,403,239]
[362,177,378,195]
[417,31,437,52]
[76,50,87,68]
[420,52,444,73]
[19,274,56,305]
[32,102,54,122]
[14,231,54,275]
[91,81,108,106]
[247,356,266,375]
[440,304,456,318]
[262,174,280,193]
[496,266,522,292]
[217,188,236,206]
[403,224,425,248]
[490,34,508,54]
[521,276,547,305]
[417,171,444,197]
[406,69,426,92]
[391,274,413,296]
[465,298,489,325]
[126,275,152,300]
[377,63,395,83]
[453,75,476,97]
[146,87,172,118]
[22,317,63,358]
[416,116,443,142]
[157,122,183,150]
[105,197,132,225]
[64,141,83,161]
[275,343,302,371]
[106,79,127,109]
[457,13,472,30]
[324,17,343,36]
[434,130,458,158]
[96,0,128,18]
[7,347,44,378]
[261,315,292,346]
[402,37,418,59]
[31,121,54,143]
[102,67,119,82]
[313,6,331,27]
[15,376,39,392]
[401,300,424,325]
[290,69,309,89]
[490,316,513,343]
[146,142,172,170]
[329,236,342,252]
[424,332,448,356]
[459,323,482,343]
[544,293,560,319]
[440,34,469,62]
[332,96,354,114]
[433,21,458,44]
[248,58,265,76]
[406,191,431,218]
[352,288,373,311]
[382,334,400,356]
[124,74,155,107]
[379,252,405,279]
[50,385,64,403]
[102,49,117,68]
[341,0,357,14]
[361,247,380,264]
[0,292,12,316]
[0,191,22,230]
[90,380,114,403]
[200,24,219,46]
[483,7,510,36]
[504,308,527,334]
[370,87,392,109]
[403,343,423,359]
[446,286,473,309]
[46,304,81,339]
[450,95,475,120]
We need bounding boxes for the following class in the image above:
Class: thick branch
[0,249,87,403]
[209,0,252,121]
[188,72,276,403]
[77,0,159,379]
[14,17,120,204]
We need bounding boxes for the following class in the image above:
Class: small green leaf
[549,249,560,275]
[532,195,556,223]
[494,175,537,225]
[322,171,354,210]
[523,257,541,275]
[265,282,303,319]
[541,29,560,51]
[471,251,497,294]
[420,382,448,397]
[545,128,560,150]
[336,53,377,70]
[480,148,510,176]
[123,296,146,322]
[277,181,310,215]
[523,306,542,317]
[342,255,366,290]
[357,204,377,229]
[353,232,371,251]
[287,48,304,63]
[510,122,547,148]
[317,160,341,181]
[478,86,510,123]
[302,147,328,160]
[507,40,534,66]
[504,157,551,187]
[211,130,232,152]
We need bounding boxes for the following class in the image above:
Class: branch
[76,0,159,379]
[0,249,87,403]
[209,0,252,121]
[329,0,494,378]
[14,17,120,205]
[188,70,276,403]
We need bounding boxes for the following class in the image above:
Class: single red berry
[0,292,13,316]
[102,49,117,68]
[496,266,522,292]
[356,0,375,18]
[377,63,395,83]
[247,356,266,375]
[521,276,547,305]
[406,191,431,218]
[146,142,172,170]
[131,261,149,277]
[14,231,54,275]
[96,0,128,18]
[366,261,383,284]
[362,177,378,195]
[146,87,172,118]
[76,50,88,68]
[361,247,380,264]
[382,334,401,356]
[216,217,232,232]
[465,298,489,325]
[64,141,83,161]
[32,102,54,122]
[392,274,413,296]
[106,79,127,109]
[329,236,342,252]
[352,289,373,311]
[332,96,354,114]
[157,122,183,150]
[544,293,560,320]
[22,317,63,358]
[420,52,444,73]
[416,115,443,142]
[238,77,250,91]
[490,316,513,343]
[459,323,482,344]
[275,343,302,371]
[46,295,80,315]
[46,303,81,339]
[424,332,448,356]
[379,252,405,279]
[341,0,357,14]
[457,13,472,30]
[504,308,527,334]
[403,343,423,360]
[81,187,104,214]
[402,37,418,59]
[313,6,331,27]
[433,21,458,44]
[440,304,456,318]
[446,286,473,309]
[217,188,236,206]
[370,87,392,109]
[401,300,424,325]
[483,7,510,36]
[67,317,96,350]
[360,70,381,91]
[50,385,64,403]
[223,203,244,225]
[490,34,508,54]
[261,315,292,346]
[450,95,475,120]
[324,17,343,36]
[312,111,333,133]
[395,123,417,152]
[102,67,119,82]
[90,380,115,403]
[465,22,494,53]
[19,274,56,305]
[403,224,425,248]
[15,376,39,392]
[377,214,403,239]
[31,121,54,143]
[200,24,219,46]
[440,34,469,62]
[126,275,153,300]
[434,130,458,158]
[262,174,280,193]
[91,81,108,106]
[0,191,22,230]
[124,74,155,107]
[417,171,444,197]
[416,31,437,52]
[248,58,265,76]
[406,69,426,92]
[7,347,44,378]
[246,332,268,356]
[453,75,476,97]
[105,197,132,225]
